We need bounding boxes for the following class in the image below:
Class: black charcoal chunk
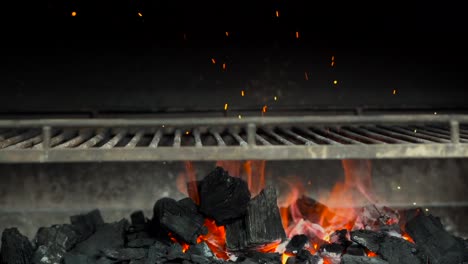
[198,167,251,225]
[341,254,389,264]
[131,211,147,226]
[72,219,128,257]
[244,252,282,264]
[329,230,351,247]
[178,198,205,225]
[346,243,366,256]
[167,243,189,261]
[320,243,345,255]
[351,230,421,264]
[101,248,147,260]
[63,253,92,264]
[190,254,211,264]
[127,238,157,248]
[186,242,214,258]
[235,257,258,264]
[34,224,80,251]
[70,209,104,241]
[129,259,146,264]
[32,244,66,264]
[286,235,309,253]
[1,228,34,264]
[297,249,321,264]
[406,212,468,264]
[152,198,206,245]
[226,186,286,251]
[145,241,169,264]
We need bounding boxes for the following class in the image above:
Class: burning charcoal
[296,249,321,264]
[145,241,169,264]
[226,186,286,251]
[294,195,336,226]
[286,235,309,253]
[152,197,206,244]
[405,212,468,264]
[341,254,388,264]
[329,230,351,247]
[166,243,187,261]
[244,252,282,264]
[63,253,92,264]
[345,242,366,256]
[101,248,147,260]
[70,209,105,242]
[190,254,211,264]
[127,238,157,248]
[351,230,422,264]
[72,219,128,257]
[0,228,34,264]
[198,167,251,225]
[186,242,214,258]
[320,243,346,255]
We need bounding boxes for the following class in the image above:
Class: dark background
[1,0,468,115]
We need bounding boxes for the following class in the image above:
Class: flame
[402,232,415,243]
[176,161,199,204]
[197,219,228,259]
[282,252,294,264]
[169,233,190,252]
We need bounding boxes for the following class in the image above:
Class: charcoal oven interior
[1,1,468,263]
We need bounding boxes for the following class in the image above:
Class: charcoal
[186,242,214,258]
[127,238,157,248]
[351,230,421,264]
[329,230,351,247]
[72,219,128,257]
[145,241,169,264]
[127,231,151,242]
[198,167,251,225]
[286,235,309,253]
[345,243,366,256]
[167,243,187,261]
[226,186,286,251]
[95,256,117,264]
[341,254,389,264]
[1,228,34,264]
[190,254,211,264]
[152,197,206,245]
[70,209,104,242]
[32,244,66,264]
[294,196,335,226]
[178,198,205,225]
[244,252,282,264]
[129,259,146,264]
[101,248,147,260]
[34,224,80,251]
[131,211,147,226]
[296,249,321,264]
[320,243,345,255]
[406,212,468,264]
[235,257,258,264]
[63,253,92,264]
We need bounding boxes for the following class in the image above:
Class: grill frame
[0,114,467,162]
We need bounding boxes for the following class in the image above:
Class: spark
[434,112,437,115]
[71,11,77,17]
[138,12,143,17]
[397,186,401,190]
[211,58,216,64]
[241,90,245,96]
[162,125,165,128]
[262,105,268,113]
[275,10,280,17]
[295,31,299,39]
[413,202,417,206]
[224,103,228,111]
[304,72,309,80]
[414,129,417,133]
[393,89,397,95]
[222,63,226,70]
[333,80,338,85]
[185,131,190,135]
[274,96,277,101]
[331,61,335,67]
[331,56,335,67]
[238,115,242,119]
[225,31,229,37]
[425,208,429,212]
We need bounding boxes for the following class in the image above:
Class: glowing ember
[222,63,226,70]
[333,80,338,85]
[211,58,216,64]
[137,12,143,17]
[262,105,268,113]
[225,31,229,37]
[197,219,228,259]
[402,232,415,243]
[71,11,77,17]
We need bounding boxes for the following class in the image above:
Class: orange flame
[176,161,199,204]
[282,252,294,264]
[366,249,377,257]
[197,219,228,259]
[402,232,415,243]
[169,233,190,252]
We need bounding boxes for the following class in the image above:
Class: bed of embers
[2,166,468,264]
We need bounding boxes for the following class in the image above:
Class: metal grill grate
[0,115,467,162]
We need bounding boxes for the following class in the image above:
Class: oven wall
[1,159,467,239]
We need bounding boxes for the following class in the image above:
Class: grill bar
[1,114,467,162]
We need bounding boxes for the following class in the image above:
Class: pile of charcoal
[1,166,468,264]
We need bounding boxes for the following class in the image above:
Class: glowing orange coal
[197,219,228,259]
[402,232,415,244]
[168,232,190,252]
